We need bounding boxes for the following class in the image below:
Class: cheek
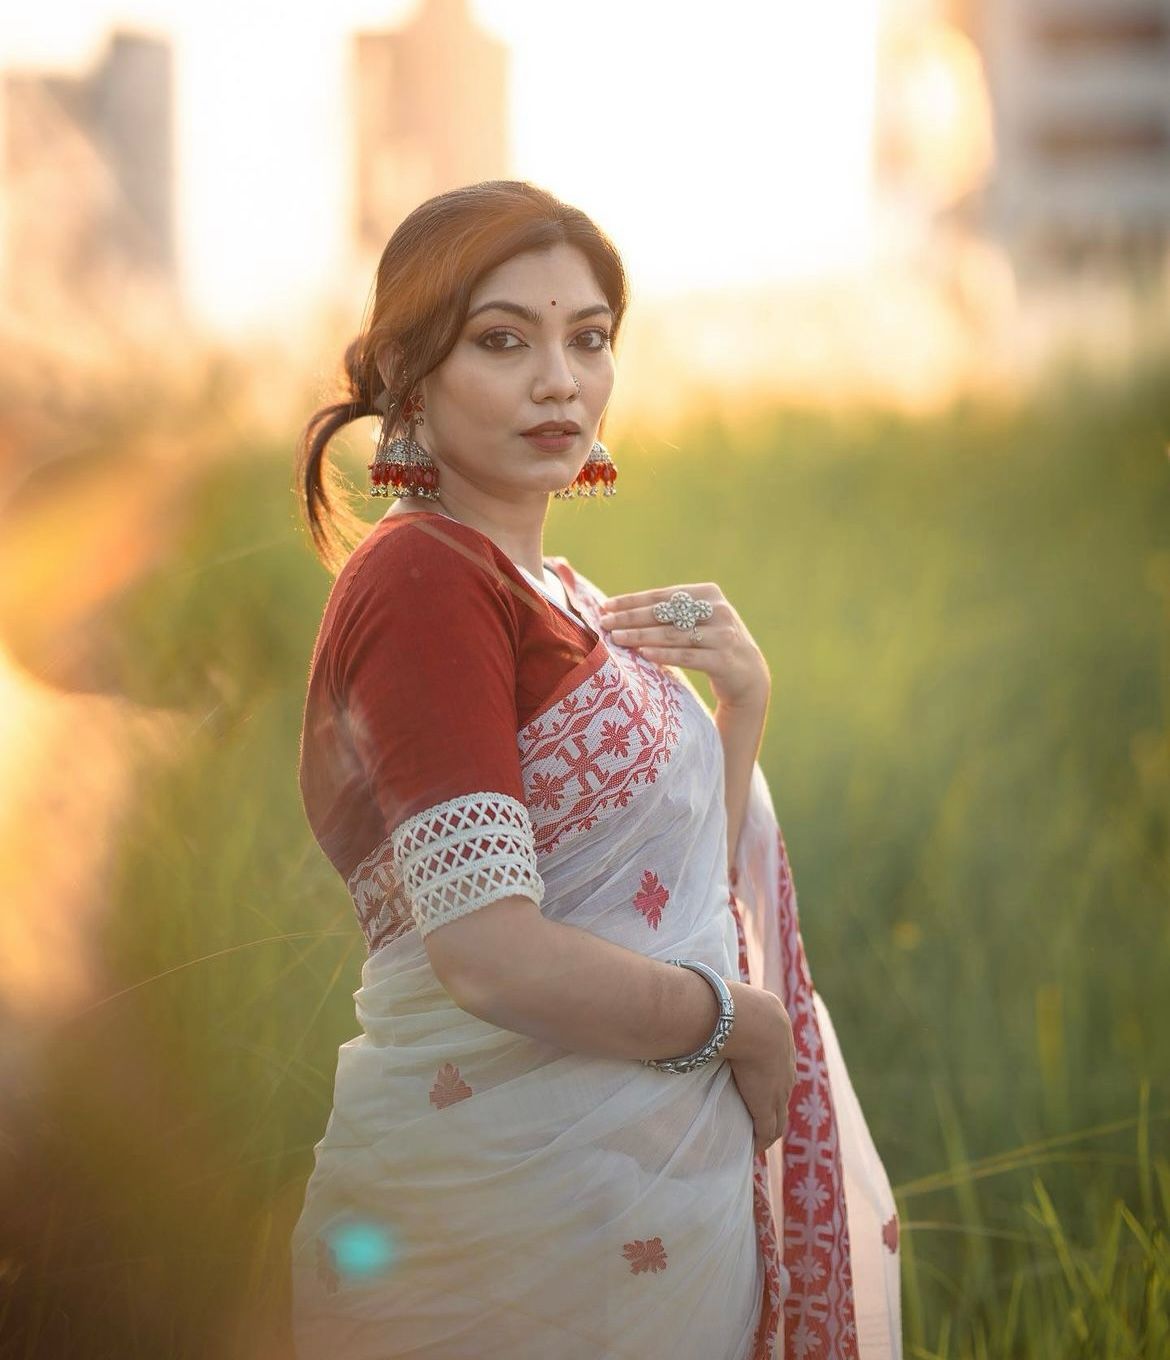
[429,365,483,424]
[591,371,617,411]
[430,375,516,449]
[445,354,514,413]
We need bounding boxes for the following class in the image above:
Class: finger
[601,601,722,632]
[599,585,716,617]
[629,644,715,667]
[603,623,719,648]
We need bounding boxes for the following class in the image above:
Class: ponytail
[294,338,380,577]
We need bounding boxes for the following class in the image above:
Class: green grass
[2,349,1167,1357]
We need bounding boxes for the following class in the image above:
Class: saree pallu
[731,756,903,1358]
[290,561,901,1359]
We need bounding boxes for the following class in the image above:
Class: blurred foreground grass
[1,351,1168,1358]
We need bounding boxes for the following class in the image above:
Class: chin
[524,457,578,483]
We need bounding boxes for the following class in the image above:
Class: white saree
[290,554,901,1360]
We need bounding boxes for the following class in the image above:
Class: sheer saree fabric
[290,523,901,1359]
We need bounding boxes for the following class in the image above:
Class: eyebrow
[466,300,614,325]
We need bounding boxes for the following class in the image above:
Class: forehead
[469,243,604,307]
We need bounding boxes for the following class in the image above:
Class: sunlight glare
[0,0,881,330]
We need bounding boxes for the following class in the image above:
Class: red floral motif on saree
[528,769,567,810]
[882,1213,899,1255]
[621,1236,668,1275]
[347,849,414,953]
[632,869,670,929]
[518,651,683,856]
[429,1062,473,1109]
[597,717,632,758]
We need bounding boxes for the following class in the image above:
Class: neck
[386,492,549,578]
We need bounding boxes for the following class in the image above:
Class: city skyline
[0,0,881,334]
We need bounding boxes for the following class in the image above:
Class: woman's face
[404,242,617,511]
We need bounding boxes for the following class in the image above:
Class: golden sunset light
[2,2,1169,1353]
[0,0,882,333]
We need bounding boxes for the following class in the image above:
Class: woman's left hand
[598,583,771,711]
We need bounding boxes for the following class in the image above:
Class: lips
[522,422,580,436]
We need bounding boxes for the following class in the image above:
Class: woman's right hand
[723,981,797,1155]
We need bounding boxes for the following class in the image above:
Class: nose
[531,345,579,403]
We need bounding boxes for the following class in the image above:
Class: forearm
[714,694,768,873]
[438,900,760,1062]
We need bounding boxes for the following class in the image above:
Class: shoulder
[324,515,532,681]
[337,513,536,617]
[346,513,505,586]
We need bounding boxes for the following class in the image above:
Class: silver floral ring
[653,590,714,633]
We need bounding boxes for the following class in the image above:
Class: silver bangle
[642,959,736,1074]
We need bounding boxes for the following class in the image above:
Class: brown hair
[295,179,630,575]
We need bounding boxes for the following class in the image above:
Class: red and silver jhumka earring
[553,441,618,499]
[368,393,440,499]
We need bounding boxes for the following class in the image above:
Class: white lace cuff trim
[389,791,545,938]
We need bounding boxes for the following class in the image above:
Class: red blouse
[298,511,606,894]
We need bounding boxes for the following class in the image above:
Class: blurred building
[1,29,178,331]
[964,0,1170,281]
[351,0,510,259]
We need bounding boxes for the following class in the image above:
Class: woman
[291,180,901,1359]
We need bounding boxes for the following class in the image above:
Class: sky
[0,0,882,333]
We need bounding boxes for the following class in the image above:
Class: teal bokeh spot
[326,1220,400,1279]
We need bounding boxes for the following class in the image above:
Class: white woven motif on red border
[775,825,859,1359]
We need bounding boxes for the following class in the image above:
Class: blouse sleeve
[332,522,545,937]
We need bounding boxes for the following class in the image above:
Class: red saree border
[772,823,859,1360]
[728,825,862,1360]
[729,890,785,1360]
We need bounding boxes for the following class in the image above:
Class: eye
[574,328,613,351]
[479,328,523,351]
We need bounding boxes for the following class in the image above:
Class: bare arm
[714,694,769,876]
[424,895,779,1063]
